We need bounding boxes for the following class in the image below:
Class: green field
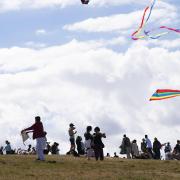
[0,155,180,180]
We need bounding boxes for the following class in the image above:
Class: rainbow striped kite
[150,89,180,101]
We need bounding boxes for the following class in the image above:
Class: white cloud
[35,29,47,36]
[24,41,47,48]
[63,6,178,33]
[0,39,180,155]
[148,38,180,49]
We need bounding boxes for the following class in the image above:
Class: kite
[150,89,180,101]
[81,0,90,4]
[132,0,180,40]
[21,131,30,144]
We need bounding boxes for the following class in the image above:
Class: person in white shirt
[145,135,153,158]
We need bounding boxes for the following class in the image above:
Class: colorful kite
[150,89,180,101]
[132,0,180,40]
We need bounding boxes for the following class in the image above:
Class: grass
[0,155,180,180]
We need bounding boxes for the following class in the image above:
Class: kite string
[132,0,180,40]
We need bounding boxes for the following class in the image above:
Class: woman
[84,126,93,160]
[93,127,106,161]
[131,140,139,158]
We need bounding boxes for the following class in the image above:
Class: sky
[0,0,179,155]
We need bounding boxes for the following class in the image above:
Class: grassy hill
[0,155,180,180]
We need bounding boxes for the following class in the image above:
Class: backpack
[124,137,131,147]
[165,145,171,153]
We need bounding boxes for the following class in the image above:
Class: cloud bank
[0,39,180,154]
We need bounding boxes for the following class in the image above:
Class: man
[123,134,131,159]
[153,138,162,159]
[145,135,153,158]
[21,116,46,161]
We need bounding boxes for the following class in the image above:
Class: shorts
[70,137,75,145]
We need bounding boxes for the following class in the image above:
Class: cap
[69,123,75,127]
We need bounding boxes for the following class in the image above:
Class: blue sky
[0,5,132,47]
[0,0,178,48]
[0,0,179,155]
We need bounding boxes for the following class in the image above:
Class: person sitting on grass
[93,127,106,161]
[27,144,32,154]
[172,140,180,160]
[114,152,119,158]
[0,146,3,155]
[76,136,85,155]
[44,142,51,155]
[51,142,60,155]
[21,116,46,161]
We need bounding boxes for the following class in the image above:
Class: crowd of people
[0,116,179,162]
[67,124,106,161]
[119,134,180,160]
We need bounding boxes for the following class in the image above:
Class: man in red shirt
[21,116,46,161]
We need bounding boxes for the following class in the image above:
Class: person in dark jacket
[21,116,46,161]
[76,136,85,155]
[122,135,131,159]
[141,138,147,153]
[51,142,60,155]
[0,146,3,155]
[153,137,162,159]
[93,127,106,161]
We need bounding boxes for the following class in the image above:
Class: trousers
[36,137,46,160]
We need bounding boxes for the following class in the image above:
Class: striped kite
[150,89,180,101]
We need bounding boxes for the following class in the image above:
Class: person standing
[4,141,12,154]
[141,138,147,153]
[131,140,139,158]
[68,123,77,153]
[153,138,162,159]
[84,126,93,160]
[164,142,172,160]
[21,116,46,161]
[122,135,131,159]
[145,135,153,158]
[93,127,106,161]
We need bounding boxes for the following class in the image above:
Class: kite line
[132,0,180,40]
